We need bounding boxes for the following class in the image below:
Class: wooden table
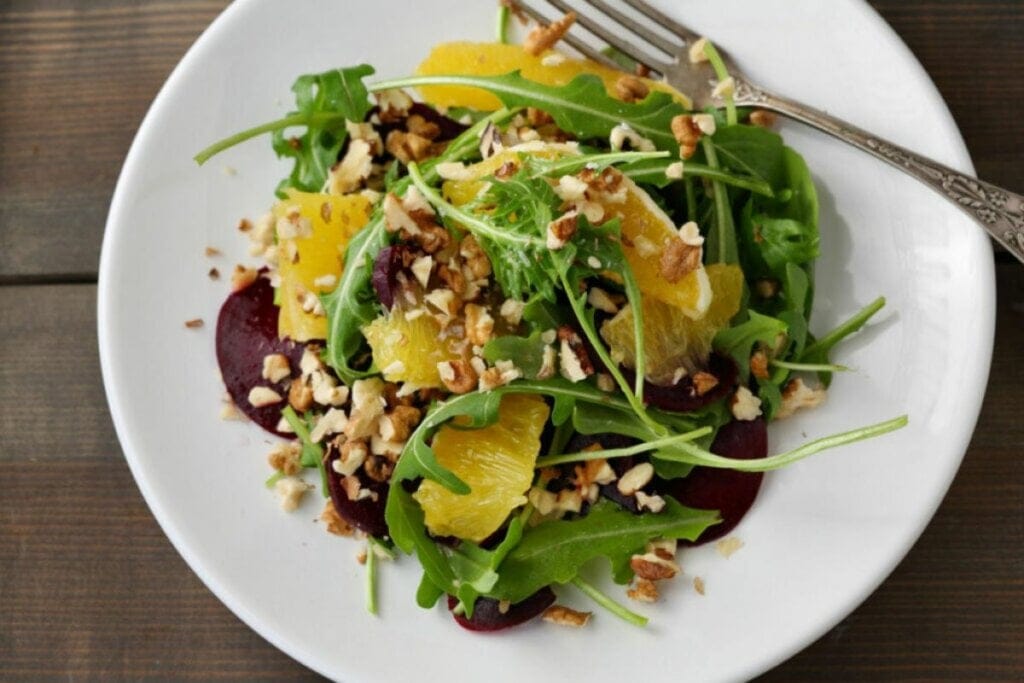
[1,1,1021,679]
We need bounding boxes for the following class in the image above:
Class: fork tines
[517,0,701,77]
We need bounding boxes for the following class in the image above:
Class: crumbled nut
[540,52,566,66]
[635,491,666,513]
[627,578,659,603]
[677,220,704,247]
[375,88,413,123]
[664,161,685,180]
[716,536,744,558]
[248,386,283,407]
[693,576,706,595]
[546,209,579,250]
[578,166,627,203]
[236,218,253,233]
[385,130,433,164]
[755,278,779,299]
[691,371,719,396]
[749,110,778,128]
[523,11,576,56]
[692,113,717,136]
[406,113,441,140]
[274,476,311,512]
[409,255,433,288]
[329,139,374,194]
[542,604,591,627]
[557,326,594,382]
[184,318,204,329]
[424,288,459,318]
[412,223,451,255]
[320,500,354,536]
[267,441,302,475]
[208,267,220,280]
[460,235,492,279]
[670,114,702,159]
[776,378,826,419]
[340,474,366,501]
[219,399,246,421]
[276,206,314,241]
[499,298,526,326]
[659,237,702,283]
[630,551,680,580]
[632,234,658,258]
[205,246,221,257]
[595,373,615,392]
[297,287,325,317]
[261,353,291,383]
[478,360,521,391]
[526,107,553,126]
[436,263,467,297]
[609,123,656,152]
[435,161,474,181]
[617,462,654,496]
[647,538,677,558]
[688,37,709,63]
[615,75,649,103]
[345,120,383,155]
[478,121,503,159]
[344,377,386,440]
[587,287,618,314]
[730,386,763,421]
[231,265,259,292]
[331,438,368,477]
[712,76,735,99]
[554,174,589,202]
[379,405,421,442]
[310,407,349,443]
[438,359,478,394]
[750,350,769,380]
[288,379,314,412]
[275,416,294,434]
[464,304,495,346]
[313,273,337,290]
[573,457,617,503]
[537,343,557,380]
[364,454,395,483]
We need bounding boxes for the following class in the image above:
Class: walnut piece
[614,75,649,103]
[523,11,576,56]
[437,359,478,394]
[541,604,591,628]
[659,237,702,284]
[670,114,703,159]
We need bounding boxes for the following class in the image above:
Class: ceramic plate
[98,0,995,680]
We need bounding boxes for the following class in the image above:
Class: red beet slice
[215,275,306,437]
[632,353,738,414]
[447,588,556,632]
[661,417,768,545]
[325,446,388,537]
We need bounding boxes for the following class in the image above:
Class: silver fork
[518,0,1024,264]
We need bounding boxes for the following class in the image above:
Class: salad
[197,10,905,631]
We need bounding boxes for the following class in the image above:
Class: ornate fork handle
[734,79,1024,262]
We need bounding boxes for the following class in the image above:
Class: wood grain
[0,1,1022,680]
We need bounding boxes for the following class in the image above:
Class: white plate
[98,1,995,680]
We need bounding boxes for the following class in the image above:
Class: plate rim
[97,0,997,679]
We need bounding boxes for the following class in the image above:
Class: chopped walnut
[542,604,591,627]
[573,457,617,503]
[460,235,492,279]
[627,578,659,603]
[310,407,349,443]
[375,89,413,123]
[267,441,302,475]
[615,75,649,103]
[587,287,619,314]
[677,220,704,247]
[749,350,770,380]
[617,462,654,496]
[499,298,526,326]
[331,438,369,477]
[749,109,778,128]
[379,405,421,442]
[691,371,719,396]
[693,576,706,595]
[730,386,763,421]
[670,114,703,159]
[526,107,553,126]
[557,326,594,382]
[329,139,374,194]
[635,491,666,513]
[184,318,204,329]
[712,76,735,99]
[659,237,702,284]
[345,120,383,155]
[248,386,282,408]
[630,551,680,580]
[385,130,433,164]
[364,454,395,483]
[231,265,259,292]
[288,379,314,412]
[437,359,478,394]
[546,210,579,250]
[261,353,291,383]
[344,377,386,440]
[464,304,495,346]
[688,37,709,63]
[755,278,779,299]
[478,360,521,391]
[274,476,311,512]
[320,500,354,536]
[664,161,685,180]
[716,536,744,558]
[436,263,467,297]
[776,378,826,419]
[208,267,220,280]
[523,11,576,56]
[609,123,656,152]
[406,113,441,140]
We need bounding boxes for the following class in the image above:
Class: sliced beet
[374,102,469,143]
[447,588,556,632]
[215,275,306,437]
[660,417,768,545]
[634,353,738,414]
[324,446,388,537]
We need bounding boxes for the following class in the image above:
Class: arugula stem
[621,261,647,404]
[281,406,328,497]
[365,541,378,615]
[536,427,712,467]
[408,162,546,249]
[556,269,665,437]
[684,177,698,223]
[194,112,343,165]
[800,297,886,361]
[537,151,669,179]
[570,576,648,627]
[496,3,511,43]
[264,471,285,489]
[771,360,850,373]
[702,41,737,127]
[701,138,738,264]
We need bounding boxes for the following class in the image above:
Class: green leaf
[711,125,786,189]
[489,499,720,603]
[482,330,548,379]
[621,157,774,196]
[713,311,789,382]
[370,71,686,151]
[268,65,375,195]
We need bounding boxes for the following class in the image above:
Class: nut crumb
[208,267,220,280]
[691,371,719,396]
[184,318,204,329]
[693,576,706,595]
[716,536,744,559]
[542,604,591,628]
[627,578,659,603]
[320,501,354,536]
[205,246,221,257]
[614,75,649,103]
[523,11,576,56]
[670,114,702,159]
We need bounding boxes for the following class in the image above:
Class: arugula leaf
[280,406,327,496]
[370,72,686,150]
[713,311,789,382]
[482,330,549,379]
[621,157,774,196]
[489,499,720,603]
[801,296,886,386]
[711,125,786,189]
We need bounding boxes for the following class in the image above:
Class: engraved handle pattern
[731,78,1024,262]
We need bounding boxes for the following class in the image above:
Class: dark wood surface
[1,1,1021,679]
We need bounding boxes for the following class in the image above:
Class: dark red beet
[447,588,556,632]
[373,102,469,143]
[324,447,388,537]
[660,417,768,545]
[215,275,306,437]
[371,244,411,309]
[633,353,738,414]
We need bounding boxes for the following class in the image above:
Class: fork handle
[734,81,1024,263]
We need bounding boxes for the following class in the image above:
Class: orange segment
[274,190,372,341]
[415,41,691,111]
[413,394,549,542]
[362,310,467,388]
[601,263,744,383]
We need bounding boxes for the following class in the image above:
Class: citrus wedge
[362,310,467,389]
